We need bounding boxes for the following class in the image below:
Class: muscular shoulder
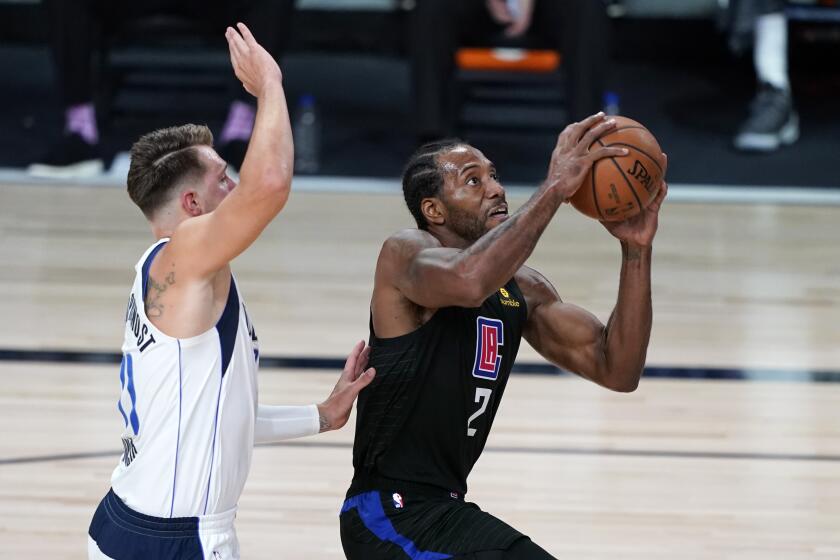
[377,229,441,270]
[373,229,439,334]
[515,265,561,318]
[376,229,434,278]
[381,228,441,255]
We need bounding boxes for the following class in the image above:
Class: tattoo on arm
[460,185,560,278]
[145,271,176,318]
[465,213,523,257]
[319,411,331,433]
[622,242,642,261]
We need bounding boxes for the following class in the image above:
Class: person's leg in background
[210,0,295,170]
[29,0,105,177]
[530,0,610,123]
[31,0,174,177]
[409,0,493,143]
[732,0,798,151]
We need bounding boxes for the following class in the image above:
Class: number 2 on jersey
[467,387,492,437]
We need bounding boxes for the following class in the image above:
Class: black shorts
[340,479,555,559]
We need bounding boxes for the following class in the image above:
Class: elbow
[462,291,488,309]
[603,367,642,393]
[263,168,292,195]
[599,341,646,393]
[610,378,640,393]
[259,171,292,208]
[419,254,495,308]
[242,158,291,191]
[455,266,494,308]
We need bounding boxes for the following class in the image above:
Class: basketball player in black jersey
[340,112,668,559]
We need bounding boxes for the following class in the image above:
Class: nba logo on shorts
[392,493,404,509]
[472,316,504,380]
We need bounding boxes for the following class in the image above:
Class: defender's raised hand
[225,22,281,98]
[544,113,629,201]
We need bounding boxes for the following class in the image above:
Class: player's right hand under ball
[601,177,669,248]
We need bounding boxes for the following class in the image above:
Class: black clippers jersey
[351,279,527,496]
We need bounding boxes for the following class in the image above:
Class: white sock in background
[754,12,789,91]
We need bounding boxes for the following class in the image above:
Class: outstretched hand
[225,22,282,98]
[316,340,376,432]
[601,175,668,247]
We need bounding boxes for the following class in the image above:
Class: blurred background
[0,0,838,186]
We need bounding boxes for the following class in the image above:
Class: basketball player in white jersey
[87,24,375,559]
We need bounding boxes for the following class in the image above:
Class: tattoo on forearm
[458,188,560,283]
[622,243,642,261]
[467,213,523,256]
[467,210,546,266]
[319,412,331,433]
[145,271,175,318]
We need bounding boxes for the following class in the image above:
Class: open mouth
[489,205,508,218]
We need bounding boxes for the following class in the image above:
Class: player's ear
[421,197,445,227]
[181,189,203,217]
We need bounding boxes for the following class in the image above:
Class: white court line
[1,166,839,206]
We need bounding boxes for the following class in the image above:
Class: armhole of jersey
[141,241,168,304]
[368,312,375,341]
[368,308,442,347]
[216,276,239,377]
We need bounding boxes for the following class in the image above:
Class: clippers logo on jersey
[392,493,404,509]
[472,316,504,380]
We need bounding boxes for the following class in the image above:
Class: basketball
[570,116,665,222]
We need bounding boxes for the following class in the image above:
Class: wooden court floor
[1,183,839,558]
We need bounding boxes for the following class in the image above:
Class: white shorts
[88,489,239,560]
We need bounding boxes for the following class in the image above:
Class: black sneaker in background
[27,133,104,179]
[734,82,799,152]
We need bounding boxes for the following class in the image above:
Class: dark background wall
[1,1,838,186]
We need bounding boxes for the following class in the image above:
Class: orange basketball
[569,116,665,222]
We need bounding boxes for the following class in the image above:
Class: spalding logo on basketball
[570,116,665,222]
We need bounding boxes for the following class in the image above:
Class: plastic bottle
[294,94,320,174]
[603,91,621,116]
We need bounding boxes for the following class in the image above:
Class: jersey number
[117,353,140,436]
[467,387,492,437]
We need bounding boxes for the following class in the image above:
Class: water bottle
[603,91,621,116]
[294,94,320,174]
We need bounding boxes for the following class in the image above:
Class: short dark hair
[401,138,466,229]
[127,124,214,218]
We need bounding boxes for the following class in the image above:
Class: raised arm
[379,114,628,311]
[520,182,667,392]
[169,23,293,278]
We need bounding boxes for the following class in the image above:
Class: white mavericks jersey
[110,238,261,518]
